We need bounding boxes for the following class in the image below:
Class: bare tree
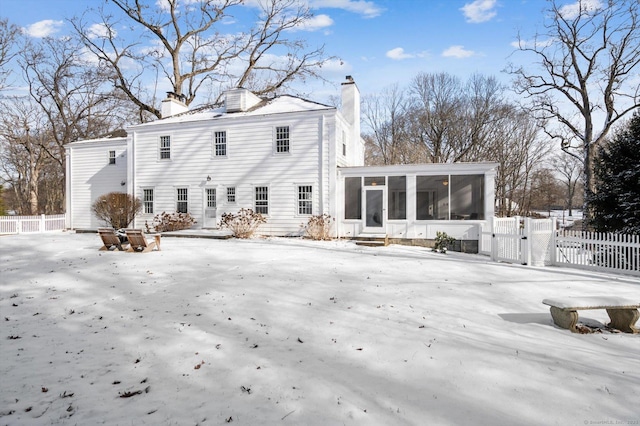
[0,19,20,90]
[362,84,421,165]
[73,0,335,120]
[552,152,583,216]
[0,97,53,214]
[508,0,640,227]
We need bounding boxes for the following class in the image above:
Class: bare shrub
[145,212,196,233]
[219,208,266,238]
[302,214,335,240]
[92,192,141,229]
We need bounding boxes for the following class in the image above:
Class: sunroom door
[363,187,385,233]
[203,187,217,228]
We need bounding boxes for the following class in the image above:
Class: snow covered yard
[1,232,639,426]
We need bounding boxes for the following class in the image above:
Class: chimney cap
[166,91,187,103]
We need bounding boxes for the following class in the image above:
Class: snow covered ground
[1,232,639,425]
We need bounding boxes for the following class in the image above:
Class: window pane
[276,126,289,153]
[227,187,236,203]
[388,176,406,220]
[416,175,448,220]
[143,189,153,214]
[298,185,312,215]
[345,177,361,219]
[160,136,171,159]
[109,151,116,165]
[215,131,226,156]
[206,188,216,208]
[450,175,484,220]
[364,176,385,186]
[177,188,188,213]
[255,186,268,214]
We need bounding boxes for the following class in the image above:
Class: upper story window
[275,126,290,153]
[176,187,188,213]
[109,150,116,165]
[298,185,312,215]
[214,131,227,157]
[342,130,346,157]
[255,186,269,214]
[227,187,236,203]
[160,135,171,160]
[143,189,154,214]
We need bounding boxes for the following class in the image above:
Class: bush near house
[219,208,266,238]
[302,214,335,240]
[145,212,196,233]
[92,192,142,229]
[433,231,456,254]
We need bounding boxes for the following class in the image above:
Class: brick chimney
[161,92,188,118]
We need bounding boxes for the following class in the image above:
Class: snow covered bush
[92,192,142,229]
[302,214,335,240]
[219,208,266,238]
[145,211,196,232]
[433,231,456,254]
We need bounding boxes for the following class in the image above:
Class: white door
[363,188,385,233]
[203,187,217,228]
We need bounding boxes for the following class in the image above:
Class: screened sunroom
[335,163,498,252]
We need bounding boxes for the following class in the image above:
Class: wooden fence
[0,214,67,234]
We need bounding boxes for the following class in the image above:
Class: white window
[214,131,226,157]
[342,130,347,157]
[109,150,116,165]
[227,187,236,203]
[177,187,188,213]
[160,136,171,159]
[255,186,268,214]
[206,188,216,208]
[275,126,289,153]
[143,189,154,214]
[298,185,312,215]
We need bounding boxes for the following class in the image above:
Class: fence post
[16,219,21,234]
[490,216,497,261]
[522,217,531,265]
[40,214,46,233]
[550,217,557,266]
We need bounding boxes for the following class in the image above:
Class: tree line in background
[0,0,639,234]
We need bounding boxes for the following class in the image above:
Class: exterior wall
[129,110,344,235]
[65,138,128,229]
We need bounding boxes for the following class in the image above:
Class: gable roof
[130,94,336,129]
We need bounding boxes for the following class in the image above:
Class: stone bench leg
[549,307,579,332]
[606,308,639,334]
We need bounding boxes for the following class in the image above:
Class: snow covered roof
[130,94,335,129]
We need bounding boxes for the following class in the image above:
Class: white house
[66,77,497,251]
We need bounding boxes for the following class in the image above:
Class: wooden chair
[98,228,127,251]
[125,229,160,253]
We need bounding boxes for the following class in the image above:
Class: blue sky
[0,0,574,102]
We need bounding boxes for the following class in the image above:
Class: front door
[203,187,217,228]
[364,188,384,232]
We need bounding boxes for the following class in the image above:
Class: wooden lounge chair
[125,229,160,253]
[98,227,127,251]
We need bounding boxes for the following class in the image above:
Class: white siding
[131,110,339,235]
[66,138,128,229]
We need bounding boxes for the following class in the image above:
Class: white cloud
[23,20,64,38]
[460,0,497,23]
[310,0,384,19]
[558,0,603,19]
[442,45,475,58]
[293,14,334,31]
[386,47,413,60]
[87,23,116,39]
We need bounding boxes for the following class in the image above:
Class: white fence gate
[0,214,67,234]
[481,217,639,276]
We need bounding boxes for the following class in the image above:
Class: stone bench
[542,297,639,333]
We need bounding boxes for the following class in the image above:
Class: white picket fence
[0,214,67,234]
[480,217,640,277]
